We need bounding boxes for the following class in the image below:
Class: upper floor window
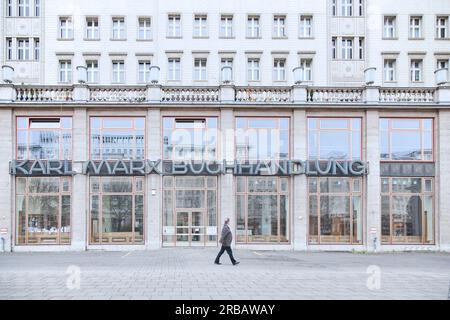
[332,0,337,16]
[410,59,423,82]
[299,16,313,38]
[17,38,30,60]
[138,61,151,83]
[6,38,13,60]
[358,0,364,16]
[167,14,181,37]
[273,15,286,38]
[6,0,13,16]
[301,59,313,81]
[112,17,126,40]
[380,118,433,161]
[16,117,72,160]
[86,60,99,83]
[273,59,286,81]
[436,16,449,39]
[384,59,396,82]
[247,58,260,81]
[383,16,396,38]
[358,38,364,59]
[341,0,353,17]
[221,58,233,81]
[34,0,39,16]
[112,60,125,83]
[341,38,353,60]
[410,16,422,38]
[437,59,449,70]
[18,0,30,17]
[193,15,208,37]
[138,17,152,40]
[86,17,99,40]
[163,117,217,161]
[59,17,73,39]
[59,60,72,83]
[331,37,337,59]
[90,117,145,160]
[236,117,290,161]
[220,15,233,38]
[247,15,260,38]
[168,58,181,81]
[194,58,207,81]
[34,38,39,60]
[308,118,361,160]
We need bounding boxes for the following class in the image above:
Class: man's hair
[224,217,230,224]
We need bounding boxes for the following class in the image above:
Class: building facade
[1,0,450,252]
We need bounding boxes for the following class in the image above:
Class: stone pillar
[293,110,307,250]
[0,84,16,102]
[147,108,161,249]
[363,86,380,104]
[438,110,450,251]
[146,85,162,103]
[219,85,235,103]
[0,109,12,252]
[220,109,235,246]
[73,84,89,102]
[435,86,450,104]
[292,85,308,103]
[365,110,381,252]
[71,108,88,250]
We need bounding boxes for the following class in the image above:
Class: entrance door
[175,210,206,246]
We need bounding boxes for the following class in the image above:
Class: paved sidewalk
[0,249,449,300]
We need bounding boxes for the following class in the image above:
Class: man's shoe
[214,262,221,265]
[233,261,240,266]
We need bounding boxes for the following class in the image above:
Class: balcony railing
[15,86,73,102]
[2,84,447,105]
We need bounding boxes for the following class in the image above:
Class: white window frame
[384,59,396,82]
[138,17,152,40]
[220,15,233,38]
[112,17,126,40]
[34,0,40,17]
[341,0,353,17]
[138,60,152,83]
[437,59,449,70]
[247,58,260,81]
[112,61,125,83]
[6,38,13,60]
[34,38,39,61]
[18,0,30,17]
[273,15,286,38]
[86,60,99,83]
[193,15,208,38]
[383,16,396,38]
[193,58,207,81]
[59,17,74,40]
[167,14,181,38]
[410,16,422,39]
[358,38,364,60]
[436,16,449,39]
[221,58,233,81]
[7,0,13,17]
[59,60,72,83]
[358,0,364,16]
[332,37,337,59]
[410,59,423,82]
[247,16,260,38]
[273,59,286,81]
[299,16,313,38]
[17,38,30,60]
[86,17,100,40]
[301,59,313,82]
[341,38,353,60]
[168,58,181,81]
[332,0,337,16]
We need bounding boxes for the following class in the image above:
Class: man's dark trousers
[215,245,236,264]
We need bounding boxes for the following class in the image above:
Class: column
[71,108,87,250]
[0,109,12,252]
[438,110,450,251]
[147,108,161,249]
[220,109,235,245]
[366,110,381,252]
[293,110,307,250]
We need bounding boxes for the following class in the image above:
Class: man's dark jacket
[220,224,232,247]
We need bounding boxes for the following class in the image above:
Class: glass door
[191,211,204,246]
[176,211,189,245]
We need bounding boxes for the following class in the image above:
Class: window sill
[435,37,450,40]
[83,38,101,41]
[408,37,425,40]
[219,36,235,39]
[193,36,209,39]
[382,37,398,40]
[136,38,153,42]
[298,36,314,39]
[272,36,288,40]
[57,38,74,41]
[110,38,127,41]
[245,36,262,39]
[166,36,182,39]
[7,60,39,63]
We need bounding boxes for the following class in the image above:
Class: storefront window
[16,177,71,245]
[236,117,289,160]
[308,177,362,244]
[163,117,217,161]
[308,118,361,160]
[90,117,145,160]
[380,118,433,161]
[17,117,72,160]
[163,176,217,246]
[236,177,289,244]
[90,177,144,244]
[381,177,434,244]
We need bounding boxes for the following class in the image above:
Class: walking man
[214,217,240,265]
